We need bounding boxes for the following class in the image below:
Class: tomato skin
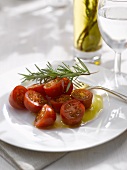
[27,83,46,96]
[71,89,93,109]
[43,78,64,98]
[60,99,85,126]
[50,94,72,113]
[9,85,27,109]
[24,90,47,113]
[62,78,73,95]
[34,104,56,128]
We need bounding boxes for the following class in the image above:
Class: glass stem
[114,52,121,74]
[114,52,122,87]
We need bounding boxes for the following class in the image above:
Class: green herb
[19,58,93,83]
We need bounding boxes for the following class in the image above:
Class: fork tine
[73,79,89,89]
[73,79,81,88]
[73,81,80,89]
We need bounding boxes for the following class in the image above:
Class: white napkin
[0,141,67,170]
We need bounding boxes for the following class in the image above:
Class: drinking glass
[98,0,127,74]
[97,0,127,89]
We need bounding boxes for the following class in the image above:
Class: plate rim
[0,61,127,152]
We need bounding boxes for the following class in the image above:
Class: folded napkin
[0,141,67,170]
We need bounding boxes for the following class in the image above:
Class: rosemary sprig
[19,58,93,84]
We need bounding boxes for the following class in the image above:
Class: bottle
[73,0,102,62]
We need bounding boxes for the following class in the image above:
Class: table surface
[0,0,127,170]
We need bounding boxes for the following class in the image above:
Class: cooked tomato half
[50,94,72,113]
[34,104,56,128]
[62,77,73,95]
[60,99,85,126]
[43,78,64,98]
[9,85,27,109]
[27,83,46,96]
[71,89,93,109]
[24,90,47,113]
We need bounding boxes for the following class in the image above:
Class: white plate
[0,61,127,152]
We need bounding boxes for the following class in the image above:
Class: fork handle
[89,86,127,102]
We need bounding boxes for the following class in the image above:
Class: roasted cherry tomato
[27,83,46,96]
[71,89,93,109]
[34,104,56,128]
[9,85,27,109]
[24,90,47,113]
[62,77,73,95]
[60,99,85,126]
[50,94,72,113]
[43,78,64,98]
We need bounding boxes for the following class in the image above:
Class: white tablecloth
[0,0,127,170]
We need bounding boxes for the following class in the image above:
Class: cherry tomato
[43,78,64,98]
[9,85,27,109]
[50,94,72,113]
[60,99,85,126]
[24,90,47,113]
[27,83,46,96]
[71,89,93,109]
[34,104,56,128]
[62,77,73,95]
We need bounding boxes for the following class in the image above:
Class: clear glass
[97,0,127,74]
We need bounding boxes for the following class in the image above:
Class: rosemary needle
[19,58,92,83]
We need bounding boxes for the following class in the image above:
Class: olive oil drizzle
[82,94,103,124]
[53,94,103,129]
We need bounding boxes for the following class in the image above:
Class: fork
[73,79,127,102]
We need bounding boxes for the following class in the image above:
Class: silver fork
[73,79,127,102]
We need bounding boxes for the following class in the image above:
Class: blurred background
[0,0,73,73]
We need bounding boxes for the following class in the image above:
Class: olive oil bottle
[74,0,102,57]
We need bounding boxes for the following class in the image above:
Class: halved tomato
[34,104,56,128]
[50,94,72,113]
[43,78,64,98]
[60,99,85,126]
[27,83,46,96]
[62,77,73,95]
[71,89,93,109]
[24,90,47,113]
[9,85,27,109]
